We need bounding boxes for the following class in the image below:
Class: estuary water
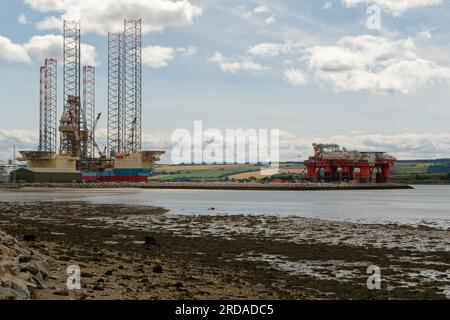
[1,185,449,229]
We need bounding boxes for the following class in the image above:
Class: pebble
[18,255,32,263]
[153,265,163,274]
[81,271,95,278]
[173,282,183,288]
[22,235,36,242]
[92,285,104,291]
[144,236,157,245]
[104,269,114,276]
[53,288,69,296]
[136,265,145,272]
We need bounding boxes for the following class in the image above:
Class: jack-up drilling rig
[17,19,165,184]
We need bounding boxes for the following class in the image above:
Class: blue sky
[1,0,450,161]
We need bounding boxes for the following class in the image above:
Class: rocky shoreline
[0,229,50,299]
[0,200,449,300]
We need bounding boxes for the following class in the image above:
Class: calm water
[1,185,450,229]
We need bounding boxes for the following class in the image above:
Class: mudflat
[0,201,449,300]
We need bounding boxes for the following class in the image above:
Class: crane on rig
[91,112,106,158]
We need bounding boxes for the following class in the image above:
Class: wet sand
[0,200,449,300]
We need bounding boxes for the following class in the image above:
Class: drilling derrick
[107,32,124,156]
[123,19,142,153]
[60,20,86,157]
[39,58,57,153]
[83,65,95,158]
[59,95,82,157]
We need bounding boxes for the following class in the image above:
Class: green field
[392,159,450,183]
[391,173,450,184]
[150,164,263,181]
[392,163,429,174]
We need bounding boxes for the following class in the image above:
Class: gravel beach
[0,198,449,300]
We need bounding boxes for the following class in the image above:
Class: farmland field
[150,164,263,181]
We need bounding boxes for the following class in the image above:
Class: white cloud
[24,0,64,12]
[0,36,32,64]
[26,0,202,35]
[235,5,275,24]
[248,40,305,58]
[323,2,333,9]
[254,5,270,14]
[312,132,450,160]
[0,129,37,161]
[79,44,98,66]
[23,35,63,63]
[278,131,450,161]
[208,52,268,74]
[143,46,175,68]
[284,69,307,86]
[234,6,252,19]
[416,30,432,41]
[24,34,98,66]
[242,12,252,19]
[304,35,450,94]
[341,0,442,16]
[18,13,31,24]
[264,16,276,25]
[35,16,61,30]
[142,45,196,68]
[176,46,197,57]
[0,34,98,65]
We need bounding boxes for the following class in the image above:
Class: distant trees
[262,173,303,183]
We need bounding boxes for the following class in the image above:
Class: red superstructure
[304,144,396,183]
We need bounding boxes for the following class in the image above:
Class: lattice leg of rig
[83,65,95,158]
[39,58,57,153]
[107,32,124,156]
[123,19,142,153]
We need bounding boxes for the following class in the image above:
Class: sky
[1,0,450,162]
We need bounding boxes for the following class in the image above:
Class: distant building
[0,160,17,183]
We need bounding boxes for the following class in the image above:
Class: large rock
[0,275,31,300]
[0,287,19,300]
[0,259,20,276]
[0,244,17,257]
[0,229,50,300]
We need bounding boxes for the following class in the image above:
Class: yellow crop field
[229,168,306,180]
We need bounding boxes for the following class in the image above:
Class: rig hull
[82,168,151,183]
[18,151,165,184]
